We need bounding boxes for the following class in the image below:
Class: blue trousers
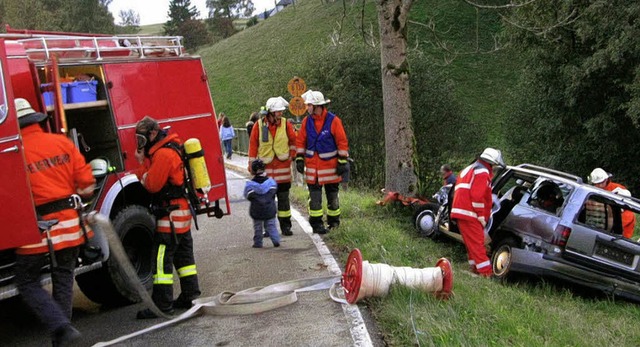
[253,218,279,247]
[223,139,233,157]
[15,246,79,333]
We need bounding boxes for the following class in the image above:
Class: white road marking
[226,170,374,347]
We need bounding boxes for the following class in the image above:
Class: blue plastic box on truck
[67,80,98,103]
[41,83,69,106]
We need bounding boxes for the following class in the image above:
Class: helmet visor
[136,133,147,150]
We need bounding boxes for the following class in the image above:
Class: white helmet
[266,96,289,112]
[15,98,47,128]
[588,168,610,184]
[90,158,109,177]
[479,148,505,167]
[301,89,330,106]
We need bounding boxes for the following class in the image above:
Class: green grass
[198,0,520,146]
[198,0,366,123]
[290,187,640,346]
[138,23,164,35]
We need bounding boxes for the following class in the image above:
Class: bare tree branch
[463,0,537,10]
[498,9,580,38]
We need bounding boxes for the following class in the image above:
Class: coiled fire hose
[88,213,453,346]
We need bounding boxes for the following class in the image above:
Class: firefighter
[134,116,201,319]
[14,98,95,345]
[450,148,505,277]
[248,97,297,235]
[588,168,636,238]
[296,90,349,234]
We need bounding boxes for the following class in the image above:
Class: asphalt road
[0,169,366,347]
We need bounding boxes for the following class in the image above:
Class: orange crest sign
[287,77,307,97]
[289,96,307,116]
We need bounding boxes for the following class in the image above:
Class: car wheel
[414,204,439,238]
[491,237,518,280]
[77,205,155,306]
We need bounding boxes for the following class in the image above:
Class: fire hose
[87,213,453,346]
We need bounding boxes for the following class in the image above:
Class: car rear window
[577,195,623,235]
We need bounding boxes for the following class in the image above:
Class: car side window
[577,195,622,235]
[526,180,565,215]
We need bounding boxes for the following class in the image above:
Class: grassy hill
[138,23,164,35]
[197,0,519,146]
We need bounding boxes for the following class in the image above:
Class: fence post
[233,128,249,155]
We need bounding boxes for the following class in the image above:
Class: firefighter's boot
[310,216,328,234]
[174,274,201,309]
[279,217,293,236]
[327,215,340,230]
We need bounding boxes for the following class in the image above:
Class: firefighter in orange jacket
[134,116,201,319]
[450,148,505,277]
[589,168,636,238]
[248,97,297,235]
[296,90,349,234]
[14,98,95,345]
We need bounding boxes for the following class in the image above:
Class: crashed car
[416,164,640,301]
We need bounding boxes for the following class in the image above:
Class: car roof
[505,164,640,212]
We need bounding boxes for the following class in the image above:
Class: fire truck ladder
[7,34,185,62]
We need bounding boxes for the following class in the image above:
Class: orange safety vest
[18,124,95,255]
[296,109,349,185]
[136,133,192,234]
[248,118,297,183]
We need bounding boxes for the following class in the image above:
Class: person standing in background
[246,112,259,138]
[441,164,457,186]
[220,116,235,160]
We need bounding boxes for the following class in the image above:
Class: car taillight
[553,225,572,248]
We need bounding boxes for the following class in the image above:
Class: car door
[0,39,40,250]
[564,193,640,281]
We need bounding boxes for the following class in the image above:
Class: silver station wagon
[417,164,640,301]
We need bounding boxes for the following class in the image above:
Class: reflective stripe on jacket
[136,133,192,234]
[450,161,493,225]
[257,118,290,164]
[248,118,297,183]
[18,124,95,254]
[296,109,349,185]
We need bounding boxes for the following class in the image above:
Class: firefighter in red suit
[450,148,505,277]
[296,90,349,234]
[134,116,201,319]
[14,98,95,346]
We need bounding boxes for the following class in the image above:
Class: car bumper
[510,248,640,302]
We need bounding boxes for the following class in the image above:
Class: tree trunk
[377,0,417,195]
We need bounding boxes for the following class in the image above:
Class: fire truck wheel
[76,205,155,306]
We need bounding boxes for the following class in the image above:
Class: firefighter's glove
[336,157,349,176]
[295,156,305,174]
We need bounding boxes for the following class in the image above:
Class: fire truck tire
[77,205,155,306]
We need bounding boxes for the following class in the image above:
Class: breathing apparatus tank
[184,138,211,195]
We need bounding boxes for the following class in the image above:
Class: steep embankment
[198,0,519,145]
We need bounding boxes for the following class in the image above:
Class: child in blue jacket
[244,159,280,248]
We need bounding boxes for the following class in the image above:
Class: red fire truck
[0,27,229,305]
